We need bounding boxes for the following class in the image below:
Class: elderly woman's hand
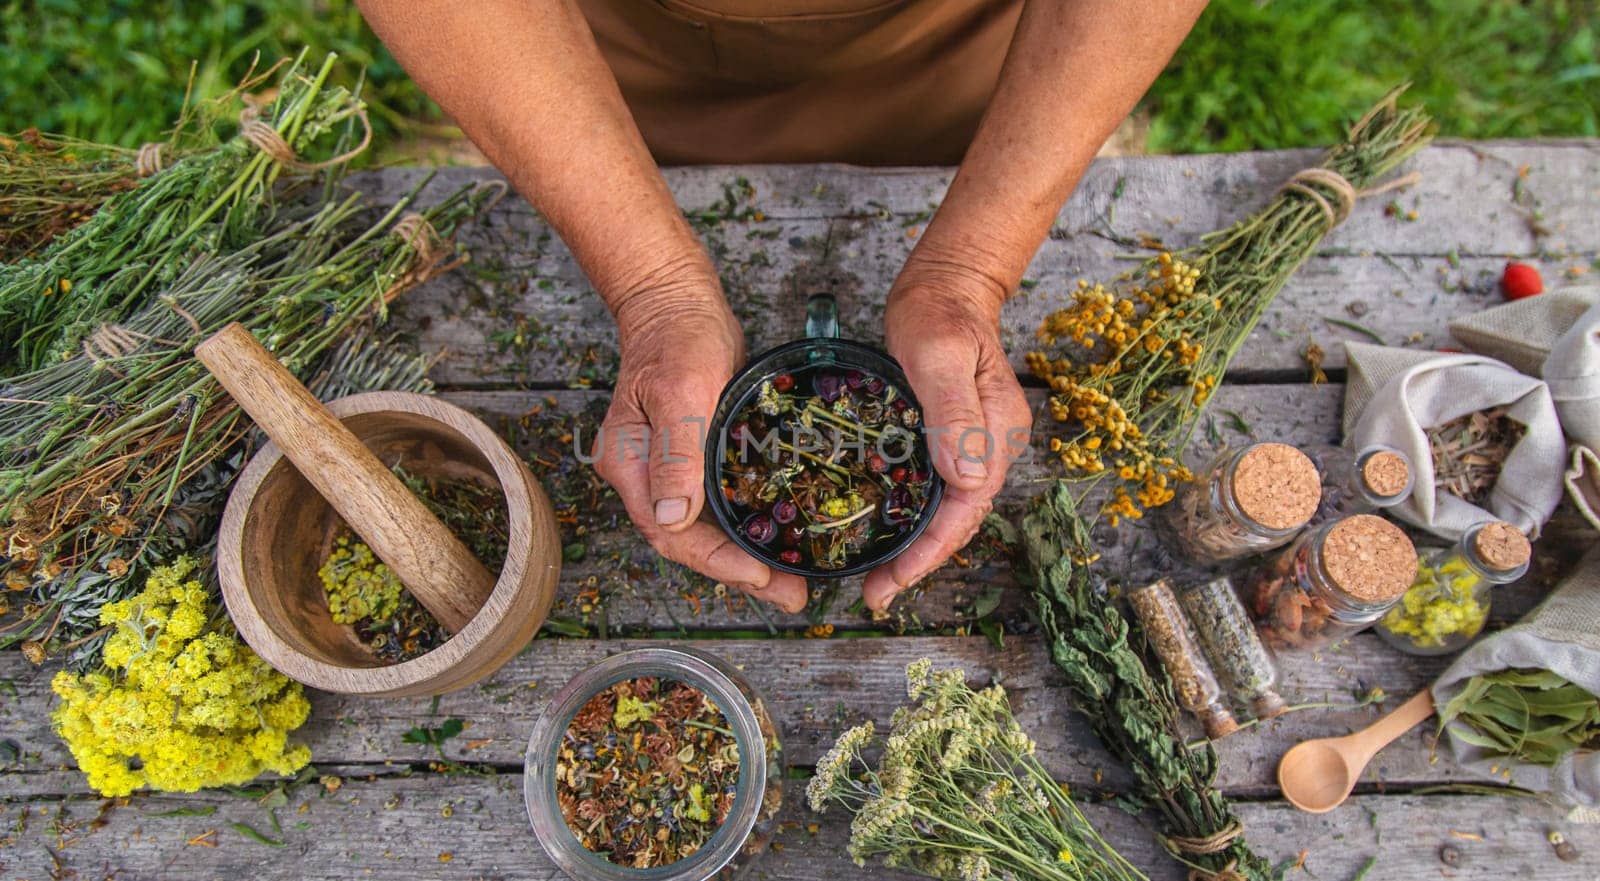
[867,261,1033,611]
[592,275,809,613]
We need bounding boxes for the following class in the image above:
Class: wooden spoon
[1277,689,1435,813]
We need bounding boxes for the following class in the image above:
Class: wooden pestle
[196,323,494,633]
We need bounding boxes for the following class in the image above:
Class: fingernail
[956,457,986,480]
[654,496,689,525]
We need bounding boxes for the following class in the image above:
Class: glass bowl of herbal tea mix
[704,338,943,576]
[525,647,784,881]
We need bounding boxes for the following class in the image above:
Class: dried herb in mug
[557,677,741,868]
[717,364,934,570]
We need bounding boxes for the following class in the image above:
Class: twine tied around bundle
[1278,167,1422,228]
[1164,821,1249,881]
[134,143,167,177]
[383,213,461,304]
[82,323,180,377]
[238,104,373,171]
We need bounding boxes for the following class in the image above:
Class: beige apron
[577,0,1023,165]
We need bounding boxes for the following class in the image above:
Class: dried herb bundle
[1022,90,1436,881]
[807,659,1145,881]
[1027,86,1433,526]
[1427,407,1524,507]
[0,56,493,661]
[1439,669,1600,767]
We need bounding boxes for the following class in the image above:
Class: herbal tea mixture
[317,466,509,663]
[557,677,740,868]
[716,363,934,570]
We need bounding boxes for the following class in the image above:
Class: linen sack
[1449,287,1600,530]
[1432,549,1600,807]
[1343,341,1565,540]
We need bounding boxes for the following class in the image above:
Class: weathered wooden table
[4,142,1599,880]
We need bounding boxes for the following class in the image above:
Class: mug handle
[805,293,839,339]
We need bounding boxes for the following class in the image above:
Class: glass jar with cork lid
[1160,442,1323,564]
[1303,443,1414,524]
[1241,514,1418,653]
[1375,520,1532,656]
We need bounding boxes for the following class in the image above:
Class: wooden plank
[3,772,1593,881]
[2,632,1579,797]
[356,143,1600,387]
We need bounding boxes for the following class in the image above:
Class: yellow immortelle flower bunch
[1028,252,1222,525]
[806,659,1144,881]
[51,557,311,797]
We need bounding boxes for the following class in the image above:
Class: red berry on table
[1501,262,1543,300]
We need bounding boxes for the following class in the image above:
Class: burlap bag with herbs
[1342,341,1565,540]
[1450,287,1600,531]
[1432,548,1600,807]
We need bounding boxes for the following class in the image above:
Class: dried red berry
[772,373,795,392]
[777,549,802,565]
[868,452,888,473]
[890,466,908,482]
[1501,262,1543,300]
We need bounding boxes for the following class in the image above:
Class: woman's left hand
[867,264,1033,611]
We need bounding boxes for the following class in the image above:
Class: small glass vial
[1303,443,1414,524]
[525,647,784,881]
[1376,520,1531,656]
[1242,514,1418,653]
[1179,576,1288,720]
[1161,442,1323,564]
[1128,580,1241,739]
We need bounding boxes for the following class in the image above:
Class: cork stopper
[1251,691,1289,720]
[1321,515,1417,602]
[1359,450,1410,499]
[1197,706,1242,739]
[1472,521,1532,573]
[1232,443,1321,531]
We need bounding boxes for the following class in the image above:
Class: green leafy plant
[1,1,439,154]
[403,717,466,762]
[1144,0,1598,153]
[1439,669,1600,766]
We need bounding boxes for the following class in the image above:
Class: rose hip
[781,524,806,546]
[743,513,776,544]
[772,373,795,392]
[868,452,888,473]
[778,549,802,565]
[890,466,908,483]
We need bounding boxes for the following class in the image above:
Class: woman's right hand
[591,273,809,613]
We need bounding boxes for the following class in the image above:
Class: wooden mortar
[204,324,560,696]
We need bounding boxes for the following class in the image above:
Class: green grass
[0,0,441,156]
[2,0,1596,158]
[1144,0,1599,153]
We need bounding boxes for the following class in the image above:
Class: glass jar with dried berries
[1242,514,1418,653]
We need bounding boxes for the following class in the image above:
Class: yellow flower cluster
[1028,253,1215,524]
[319,534,406,625]
[51,557,311,797]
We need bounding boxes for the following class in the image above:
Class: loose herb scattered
[1427,407,1524,507]
[557,677,740,868]
[1439,669,1600,767]
[716,363,933,571]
